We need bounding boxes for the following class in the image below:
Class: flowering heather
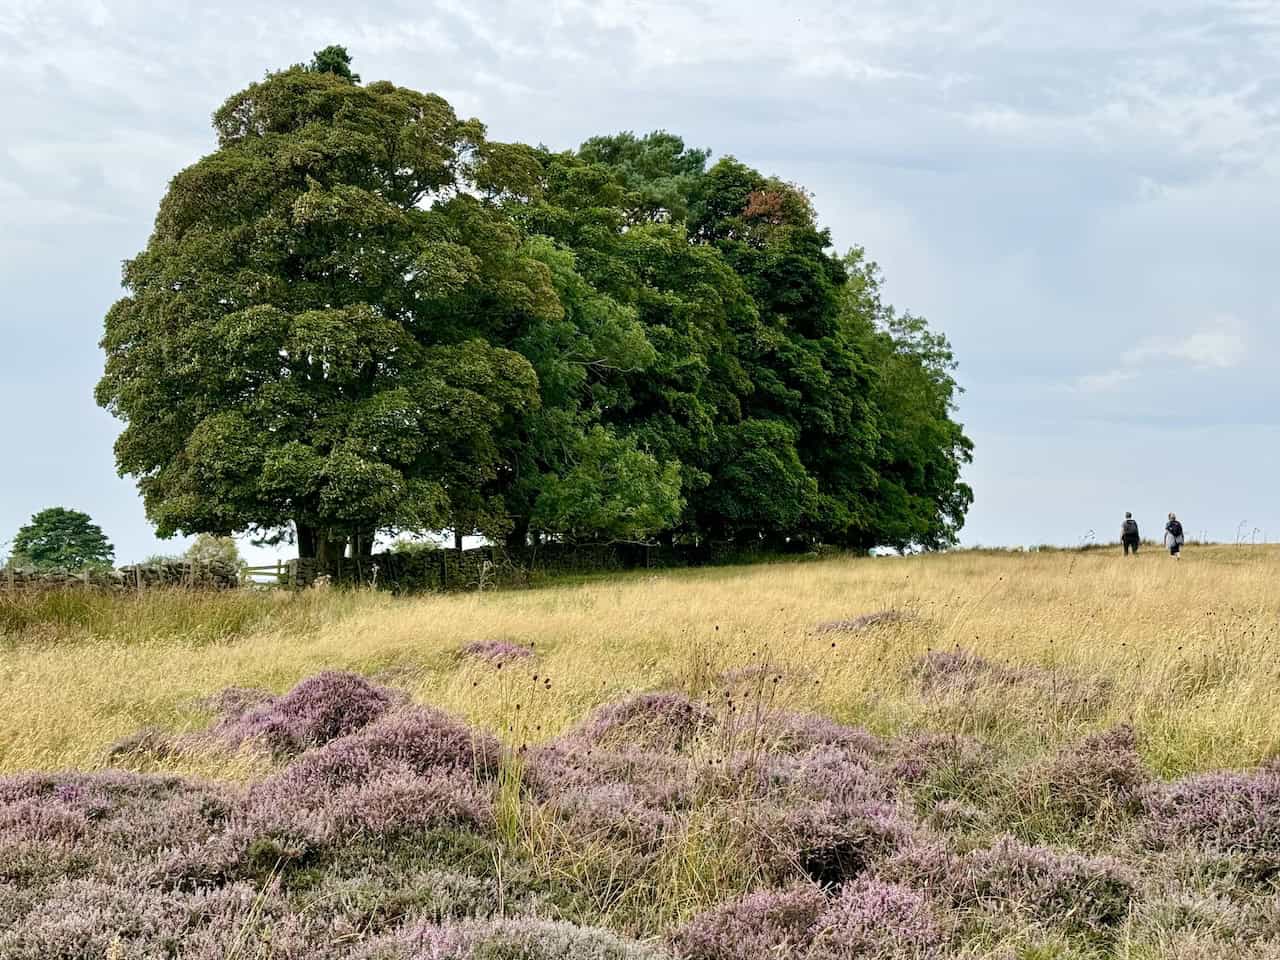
[758,710,883,758]
[0,876,328,960]
[460,639,536,664]
[814,610,907,634]
[524,739,694,810]
[951,836,1136,930]
[547,781,678,851]
[363,917,670,959]
[884,731,993,795]
[910,649,1110,713]
[1025,724,1150,823]
[671,884,828,960]
[809,877,948,959]
[761,799,917,888]
[264,705,502,795]
[927,798,990,833]
[104,725,178,763]
[1146,765,1280,875]
[577,692,716,750]
[911,649,1005,694]
[209,670,398,756]
[196,684,276,719]
[327,769,493,837]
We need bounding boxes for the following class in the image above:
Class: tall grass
[2,545,1278,777]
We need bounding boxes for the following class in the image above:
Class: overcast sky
[3,0,1278,563]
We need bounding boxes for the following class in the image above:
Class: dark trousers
[1123,536,1139,555]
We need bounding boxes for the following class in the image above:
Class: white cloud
[1075,368,1139,393]
[1130,315,1248,369]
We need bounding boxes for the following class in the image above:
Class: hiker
[1164,513,1185,559]
[1121,512,1140,555]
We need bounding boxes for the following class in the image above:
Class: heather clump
[1020,724,1150,828]
[460,639,536,665]
[809,877,949,959]
[951,836,1136,931]
[524,740,694,811]
[911,649,1111,714]
[1146,765,1280,877]
[671,884,828,960]
[0,771,238,884]
[578,692,716,751]
[814,610,907,634]
[912,649,1002,694]
[265,706,502,794]
[208,670,398,756]
[760,799,918,888]
[885,731,996,805]
[0,877,327,960]
[363,917,670,959]
[757,710,883,758]
[311,868,549,930]
[670,879,946,960]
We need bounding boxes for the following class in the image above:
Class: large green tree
[99,55,972,562]
[10,508,115,571]
[524,131,972,550]
[96,60,552,570]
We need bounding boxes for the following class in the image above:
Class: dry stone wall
[1,560,241,591]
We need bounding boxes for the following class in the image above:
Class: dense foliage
[97,49,971,566]
[8,507,114,571]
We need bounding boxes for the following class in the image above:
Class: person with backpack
[1164,513,1185,559]
[1121,512,1140,555]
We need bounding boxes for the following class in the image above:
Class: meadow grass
[5,545,1280,958]
[3,543,1277,778]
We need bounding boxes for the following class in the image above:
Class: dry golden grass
[3,544,1278,779]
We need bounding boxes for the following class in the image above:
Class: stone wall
[1,560,241,591]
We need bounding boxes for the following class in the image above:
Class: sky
[2,0,1278,563]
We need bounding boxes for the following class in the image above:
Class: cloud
[1130,315,1248,369]
[1074,369,1139,393]
[1070,315,1249,395]
[1,0,1278,556]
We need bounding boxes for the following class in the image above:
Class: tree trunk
[505,517,530,553]
[314,533,348,579]
[296,522,317,560]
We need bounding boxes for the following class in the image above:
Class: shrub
[814,611,907,634]
[760,800,917,888]
[1023,725,1149,825]
[757,711,883,758]
[460,639,536,664]
[210,671,398,756]
[578,692,715,751]
[363,917,669,959]
[1146,765,1280,877]
[524,740,694,810]
[809,877,948,959]
[952,836,1135,930]
[265,706,502,795]
[671,884,827,960]
[884,731,994,801]
[910,650,1110,713]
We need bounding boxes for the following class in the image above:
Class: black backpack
[1168,520,1184,539]
[1123,519,1138,537]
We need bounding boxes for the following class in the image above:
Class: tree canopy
[98,51,972,568]
[10,508,115,571]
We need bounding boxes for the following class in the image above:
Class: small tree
[11,508,115,571]
[308,44,359,82]
[185,533,246,574]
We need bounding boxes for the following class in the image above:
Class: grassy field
[4,545,1280,958]
[3,544,1278,777]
